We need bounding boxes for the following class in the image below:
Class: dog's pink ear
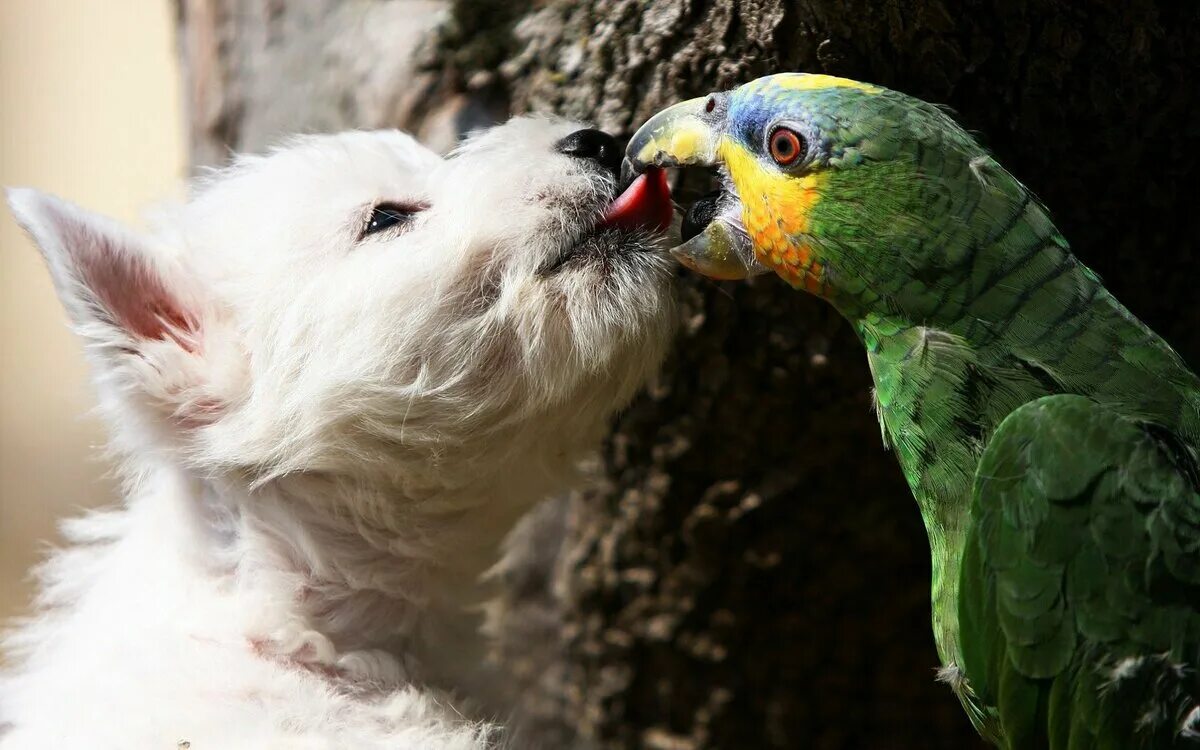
[6,188,227,433]
[7,188,200,354]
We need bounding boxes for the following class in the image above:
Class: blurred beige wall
[0,1,184,622]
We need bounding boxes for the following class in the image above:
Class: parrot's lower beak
[672,189,767,280]
[674,219,767,280]
[624,96,768,280]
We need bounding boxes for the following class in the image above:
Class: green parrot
[624,73,1200,748]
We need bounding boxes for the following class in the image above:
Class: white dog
[1,119,676,748]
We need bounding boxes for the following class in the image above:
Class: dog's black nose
[555,129,621,178]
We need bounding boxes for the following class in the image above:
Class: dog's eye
[361,202,426,239]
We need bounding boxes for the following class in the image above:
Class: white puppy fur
[1,118,675,748]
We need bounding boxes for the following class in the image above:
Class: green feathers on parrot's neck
[691,76,1200,669]
[813,154,1200,666]
[664,75,1200,744]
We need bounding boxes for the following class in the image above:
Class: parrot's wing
[959,394,1200,749]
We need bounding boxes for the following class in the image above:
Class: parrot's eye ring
[768,127,806,167]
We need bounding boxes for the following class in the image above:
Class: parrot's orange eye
[768,127,806,167]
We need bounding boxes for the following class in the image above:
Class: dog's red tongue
[599,167,673,233]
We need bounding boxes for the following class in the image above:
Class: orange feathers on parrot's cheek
[721,142,829,295]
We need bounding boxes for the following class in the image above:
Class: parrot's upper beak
[623,96,769,281]
[624,96,722,175]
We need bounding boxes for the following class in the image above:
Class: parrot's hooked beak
[623,96,768,280]
[625,96,722,173]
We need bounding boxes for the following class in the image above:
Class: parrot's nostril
[556,128,622,179]
[681,190,723,243]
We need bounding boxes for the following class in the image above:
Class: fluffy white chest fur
[1,119,675,748]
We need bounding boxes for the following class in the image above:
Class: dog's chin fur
[1,117,675,748]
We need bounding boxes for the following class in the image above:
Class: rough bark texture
[177,2,1199,748]
[176,0,505,163]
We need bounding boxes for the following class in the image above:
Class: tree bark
[177,1,1199,748]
